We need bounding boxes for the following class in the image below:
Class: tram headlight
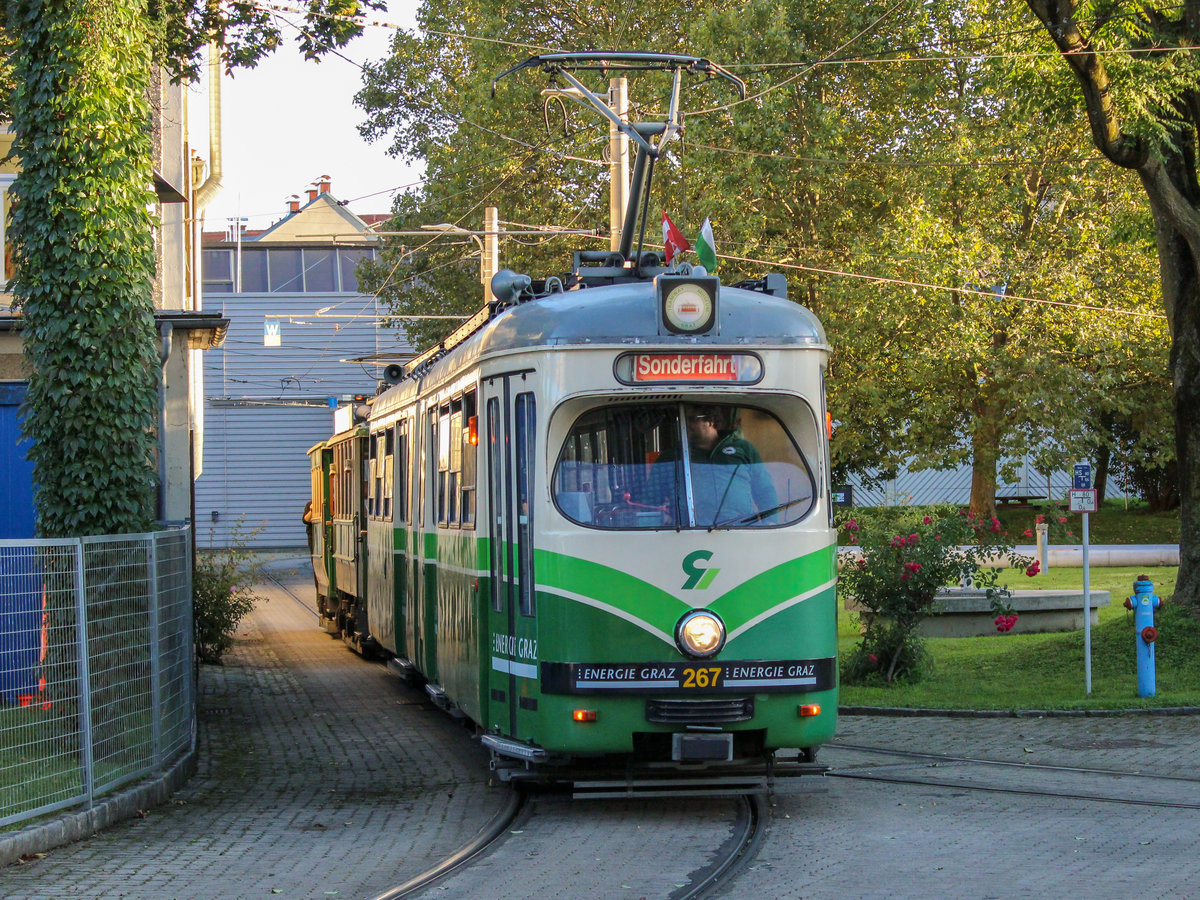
[675,610,726,659]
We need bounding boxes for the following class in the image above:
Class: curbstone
[0,749,196,869]
[839,705,1200,718]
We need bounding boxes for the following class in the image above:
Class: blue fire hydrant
[1124,576,1163,698]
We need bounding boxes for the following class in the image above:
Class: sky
[187,2,422,233]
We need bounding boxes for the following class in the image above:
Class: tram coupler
[1124,575,1163,698]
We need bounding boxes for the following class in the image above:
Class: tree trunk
[1093,410,1114,501]
[1138,167,1200,609]
[968,411,1003,520]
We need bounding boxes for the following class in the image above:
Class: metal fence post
[72,539,94,809]
[149,532,162,770]
[185,525,196,754]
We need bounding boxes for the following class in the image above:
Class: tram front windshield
[554,402,817,530]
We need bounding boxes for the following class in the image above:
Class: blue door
[0,382,41,705]
[0,382,35,539]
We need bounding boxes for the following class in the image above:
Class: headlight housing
[675,609,726,658]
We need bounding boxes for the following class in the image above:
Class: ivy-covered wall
[8,0,160,536]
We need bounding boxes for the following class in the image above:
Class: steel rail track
[266,565,768,896]
[265,568,321,619]
[674,793,768,900]
[826,743,1200,810]
[370,787,525,900]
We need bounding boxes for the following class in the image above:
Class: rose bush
[838,507,1033,684]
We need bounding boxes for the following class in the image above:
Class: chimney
[287,194,300,214]
[318,175,332,195]
[306,183,318,203]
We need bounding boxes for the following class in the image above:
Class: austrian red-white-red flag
[662,212,690,265]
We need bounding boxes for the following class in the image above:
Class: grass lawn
[838,565,1199,710]
[994,499,1179,544]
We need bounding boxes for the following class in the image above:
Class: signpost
[1069,463,1098,695]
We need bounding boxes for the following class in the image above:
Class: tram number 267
[682,666,723,689]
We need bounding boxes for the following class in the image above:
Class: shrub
[193,522,268,664]
[838,507,1032,684]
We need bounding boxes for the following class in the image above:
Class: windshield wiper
[706,464,742,531]
[715,496,809,528]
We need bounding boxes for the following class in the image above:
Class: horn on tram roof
[491,268,532,305]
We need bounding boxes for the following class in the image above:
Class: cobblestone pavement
[5,559,1200,899]
[726,716,1200,899]
[2,560,506,900]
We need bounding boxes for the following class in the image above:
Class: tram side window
[393,423,407,524]
[553,402,817,530]
[461,391,478,528]
[437,403,451,525]
[487,398,504,614]
[368,432,382,518]
[448,399,462,524]
[435,392,476,528]
[431,409,442,527]
[516,393,536,616]
[334,442,354,520]
[382,428,394,521]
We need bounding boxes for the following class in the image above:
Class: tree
[355,0,904,348]
[1021,0,1200,610]
[2,0,378,536]
[355,0,1169,524]
[805,0,1165,519]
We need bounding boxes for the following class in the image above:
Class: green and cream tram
[310,265,838,790]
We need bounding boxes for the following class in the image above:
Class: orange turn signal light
[572,709,597,722]
[798,704,822,717]
[467,415,479,446]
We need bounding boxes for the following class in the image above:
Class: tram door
[485,376,538,739]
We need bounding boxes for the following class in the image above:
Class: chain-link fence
[0,528,194,828]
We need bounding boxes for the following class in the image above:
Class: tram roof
[370,278,827,413]
[478,280,826,353]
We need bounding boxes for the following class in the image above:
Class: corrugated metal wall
[846,456,1121,507]
[195,291,410,548]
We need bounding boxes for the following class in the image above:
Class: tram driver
[652,404,779,527]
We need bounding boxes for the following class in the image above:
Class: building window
[201,244,377,293]
[268,249,303,292]
[0,177,14,293]
[339,248,373,292]
[304,248,336,292]
[240,250,268,292]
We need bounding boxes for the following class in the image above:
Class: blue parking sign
[1073,463,1092,489]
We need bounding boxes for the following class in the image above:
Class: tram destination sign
[615,351,763,385]
[541,657,836,694]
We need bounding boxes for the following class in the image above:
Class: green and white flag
[696,217,717,271]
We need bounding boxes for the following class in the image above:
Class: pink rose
[922,516,932,525]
